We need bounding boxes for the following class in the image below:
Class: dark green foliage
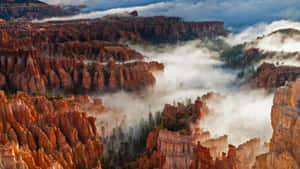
[220,44,245,68]
[271,28,300,36]
[101,111,162,169]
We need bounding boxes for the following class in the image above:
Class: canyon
[0,1,300,169]
[0,91,106,169]
[0,11,228,94]
[115,96,269,169]
[120,77,300,169]
[254,79,300,169]
[0,0,79,21]
[252,62,300,89]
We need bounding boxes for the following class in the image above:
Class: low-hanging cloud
[40,0,300,30]
[92,40,273,146]
[225,20,300,46]
[201,90,273,145]
[42,0,88,6]
[223,20,300,68]
[42,0,162,8]
[36,3,164,22]
[255,31,300,53]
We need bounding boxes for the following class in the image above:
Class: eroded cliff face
[0,143,29,169]
[0,91,106,169]
[254,79,300,169]
[252,63,300,89]
[0,13,230,93]
[0,48,162,93]
[158,129,230,169]
[1,15,227,44]
[123,97,267,169]
[0,29,163,93]
[0,0,77,21]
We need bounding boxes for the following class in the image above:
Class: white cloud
[39,0,300,30]
[42,0,88,5]
[256,33,300,53]
[35,2,164,22]
[224,20,300,46]
[94,40,273,145]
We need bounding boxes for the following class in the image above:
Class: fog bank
[225,20,300,46]
[95,40,273,145]
[41,0,300,30]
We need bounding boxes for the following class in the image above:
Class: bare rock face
[126,97,267,169]
[0,19,165,94]
[0,48,163,93]
[0,143,29,169]
[0,30,11,43]
[254,79,300,169]
[0,14,228,94]
[0,92,105,169]
[161,99,209,132]
[1,16,227,44]
[43,41,145,62]
[252,63,300,89]
[158,129,229,169]
[0,0,76,21]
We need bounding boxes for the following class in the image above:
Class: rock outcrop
[1,16,228,44]
[158,129,229,169]
[125,98,267,169]
[0,19,165,94]
[0,46,163,94]
[0,14,229,93]
[254,79,300,169]
[0,143,29,169]
[0,91,105,169]
[161,99,209,132]
[0,0,77,21]
[252,63,300,89]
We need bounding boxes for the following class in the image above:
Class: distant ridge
[0,0,45,4]
[0,0,78,20]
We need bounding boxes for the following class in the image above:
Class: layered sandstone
[0,91,105,169]
[161,99,209,132]
[0,0,76,21]
[252,63,300,88]
[0,47,163,93]
[1,15,227,44]
[0,19,165,94]
[254,79,300,169]
[0,143,28,169]
[126,98,267,169]
[158,129,229,169]
[124,99,213,169]
[0,14,227,93]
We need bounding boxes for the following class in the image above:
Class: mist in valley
[93,40,273,146]
[87,20,300,154]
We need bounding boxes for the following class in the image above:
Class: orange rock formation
[254,79,300,169]
[0,91,105,169]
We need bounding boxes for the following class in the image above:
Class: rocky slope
[0,47,162,93]
[221,46,300,89]
[121,97,268,169]
[252,63,300,89]
[0,8,235,169]
[0,0,76,21]
[0,14,228,94]
[220,29,300,89]
[0,20,164,94]
[0,91,108,169]
[1,15,227,44]
[254,79,300,169]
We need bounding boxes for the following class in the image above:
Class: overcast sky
[41,0,300,30]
